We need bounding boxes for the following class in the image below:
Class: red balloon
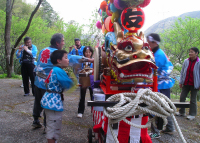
[104,16,114,32]
[121,7,145,33]
[138,0,151,8]
[106,6,112,16]
[100,1,107,11]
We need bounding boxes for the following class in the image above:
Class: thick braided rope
[103,88,186,143]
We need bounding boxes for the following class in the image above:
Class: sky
[25,0,200,31]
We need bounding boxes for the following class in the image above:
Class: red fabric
[45,70,53,84]
[184,58,197,86]
[140,116,152,143]
[102,116,108,135]
[118,118,131,143]
[40,49,50,63]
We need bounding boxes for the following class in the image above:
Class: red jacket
[184,58,197,86]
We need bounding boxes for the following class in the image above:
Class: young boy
[41,50,74,143]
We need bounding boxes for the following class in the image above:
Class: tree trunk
[5,0,14,77]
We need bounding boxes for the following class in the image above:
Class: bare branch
[13,0,43,49]
[11,0,15,10]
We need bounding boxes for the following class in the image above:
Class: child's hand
[88,58,94,63]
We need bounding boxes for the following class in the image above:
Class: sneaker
[186,115,195,120]
[77,113,83,118]
[32,120,42,128]
[150,133,161,139]
[24,93,29,96]
[20,84,24,88]
[161,128,175,135]
[175,112,186,117]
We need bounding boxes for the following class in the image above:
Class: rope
[103,88,187,143]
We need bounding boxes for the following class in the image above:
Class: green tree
[5,0,43,77]
[40,0,59,27]
[81,9,103,48]
[160,17,200,73]
[160,17,200,98]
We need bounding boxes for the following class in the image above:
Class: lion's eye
[143,46,149,50]
[125,45,132,52]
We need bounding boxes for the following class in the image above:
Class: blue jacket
[16,44,37,65]
[34,47,84,89]
[154,48,175,89]
[34,47,58,89]
[69,45,85,56]
[41,66,73,111]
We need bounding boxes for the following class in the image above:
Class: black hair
[190,47,199,54]
[83,46,93,58]
[50,33,64,48]
[50,50,67,65]
[24,37,31,42]
[147,33,161,42]
[74,38,80,42]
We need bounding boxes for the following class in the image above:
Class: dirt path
[0,79,199,143]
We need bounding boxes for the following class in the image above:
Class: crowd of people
[15,32,199,142]
[16,33,94,143]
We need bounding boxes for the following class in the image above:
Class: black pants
[21,63,35,95]
[33,86,46,126]
[179,85,198,116]
[78,87,93,114]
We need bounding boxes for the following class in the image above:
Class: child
[77,46,94,118]
[41,50,74,143]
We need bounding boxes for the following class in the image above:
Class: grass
[0,73,22,80]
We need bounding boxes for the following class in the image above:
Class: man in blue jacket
[69,38,85,82]
[33,34,94,128]
[69,38,85,55]
[147,33,175,138]
[16,37,37,96]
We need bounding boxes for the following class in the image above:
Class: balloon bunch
[96,0,151,35]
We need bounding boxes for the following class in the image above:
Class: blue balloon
[105,32,117,52]
[110,3,117,13]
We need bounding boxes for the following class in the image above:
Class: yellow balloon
[111,11,119,23]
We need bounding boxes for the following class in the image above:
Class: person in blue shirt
[77,46,93,118]
[41,50,74,143]
[16,37,37,96]
[147,33,175,138]
[69,38,85,56]
[32,33,65,129]
[33,33,94,129]
[69,38,85,82]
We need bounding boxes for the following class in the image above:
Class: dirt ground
[0,79,199,143]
